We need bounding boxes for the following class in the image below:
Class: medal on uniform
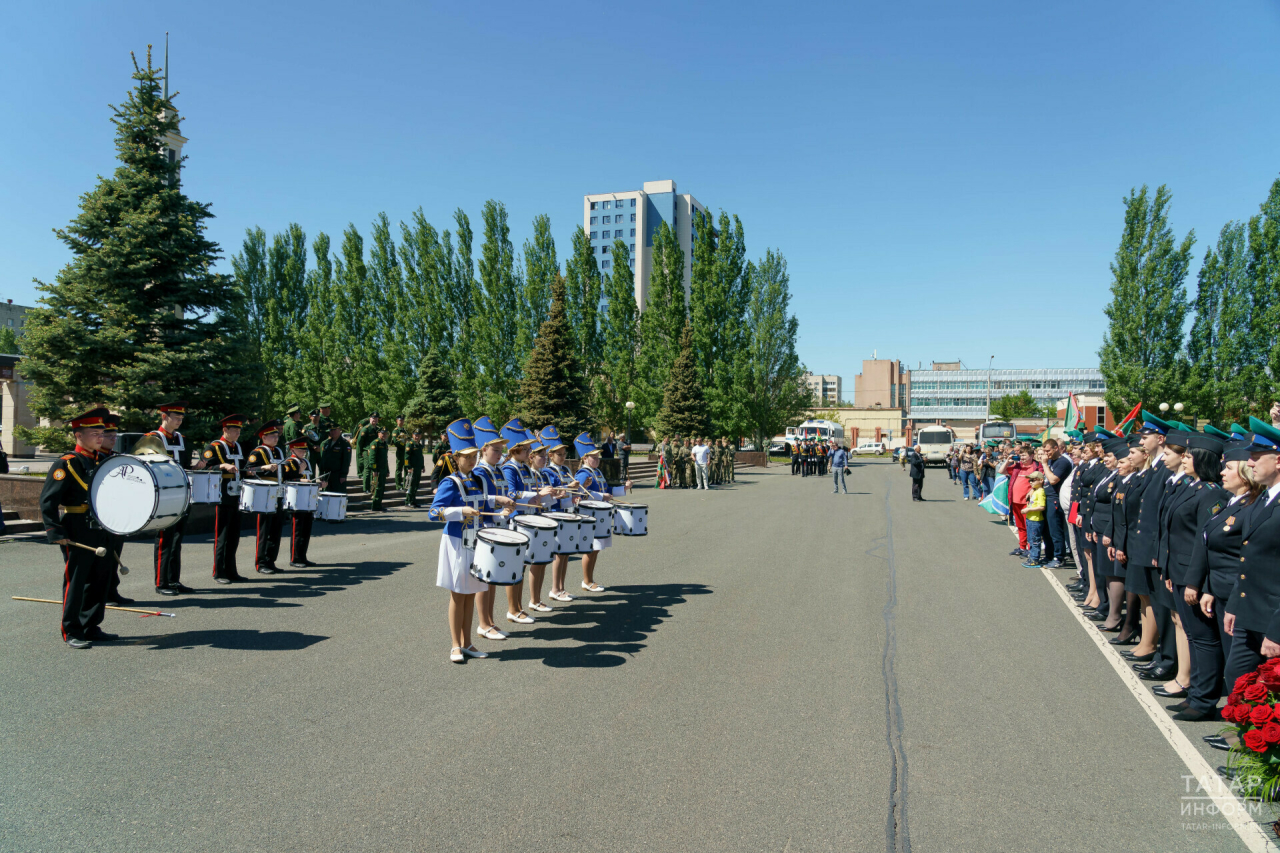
[1224,515,1235,531]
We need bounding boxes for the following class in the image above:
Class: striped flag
[1065,392,1085,430]
[979,475,1010,515]
[655,451,671,489]
[1114,402,1144,436]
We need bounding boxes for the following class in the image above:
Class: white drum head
[511,515,558,530]
[580,500,612,511]
[478,528,529,546]
[544,512,579,522]
[91,456,159,535]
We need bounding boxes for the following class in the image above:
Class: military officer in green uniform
[391,415,410,490]
[282,405,305,446]
[672,439,688,488]
[320,424,351,498]
[727,439,736,482]
[404,428,426,507]
[317,403,337,436]
[355,412,380,493]
[365,427,390,511]
[305,409,324,469]
[430,431,452,490]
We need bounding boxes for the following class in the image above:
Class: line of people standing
[656,436,736,489]
[790,440,829,477]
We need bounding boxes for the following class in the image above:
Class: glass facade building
[909,368,1105,422]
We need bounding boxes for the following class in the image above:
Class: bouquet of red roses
[1223,658,1280,799]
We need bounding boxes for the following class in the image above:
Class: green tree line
[16,53,812,449]
[1099,178,1280,425]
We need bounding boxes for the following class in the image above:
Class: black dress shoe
[171,584,195,594]
[1085,611,1107,622]
[1165,700,1191,712]
[85,627,118,642]
[1139,666,1177,681]
[65,637,92,649]
[1204,734,1232,751]
[1153,683,1188,698]
[257,566,279,575]
[106,594,135,605]
[156,586,180,596]
[1123,651,1155,662]
[1110,634,1139,645]
[1173,707,1220,722]
[1098,623,1122,632]
[215,577,233,584]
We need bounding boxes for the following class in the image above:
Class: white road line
[1040,566,1279,852]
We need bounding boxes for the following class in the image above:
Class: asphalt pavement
[0,462,1264,852]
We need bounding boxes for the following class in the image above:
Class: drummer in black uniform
[281,436,318,568]
[99,413,132,605]
[39,408,111,648]
[246,419,287,574]
[203,414,249,584]
[148,401,200,596]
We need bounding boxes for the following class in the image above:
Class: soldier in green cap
[355,413,380,492]
[404,428,426,507]
[391,415,410,490]
[282,405,304,446]
[727,438,736,482]
[430,430,452,490]
[366,427,390,511]
[319,424,351,500]
[317,403,337,436]
[305,409,324,469]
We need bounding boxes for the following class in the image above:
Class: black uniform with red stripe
[246,444,286,571]
[39,447,108,641]
[97,447,129,601]
[202,438,246,580]
[147,427,193,590]
[280,454,314,564]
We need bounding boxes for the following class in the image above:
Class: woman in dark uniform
[1112,440,1152,658]
[1176,440,1264,722]
[1092,445,1125,635]
[1155,435,1227,701]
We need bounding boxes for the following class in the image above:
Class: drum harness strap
[155,430,185,463]
[448,472,486,549]
[215,440,244,494]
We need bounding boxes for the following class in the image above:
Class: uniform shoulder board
[60,453,75,461]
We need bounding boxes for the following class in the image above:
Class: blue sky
[3,2,1279,397]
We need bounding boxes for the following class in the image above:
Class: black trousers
[323,470,346,497]
[213,499,242,579]
[1179,588,1231,714]
[791,457,800,475]
[154,515,187,589]
[911,477,923,500]
[1153,597,1178,669]
[1044,496,1068,561]
[1224,626,1268,696]
[254,509,284,569]
[288,510,313,563]
[60,517,108,641]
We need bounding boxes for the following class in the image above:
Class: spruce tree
[518,274,590,441]
[0,327,21,355]
[20,49,258,436]
[657,322,709,437]
[1098,185,1194,414]
[404,347,460,435]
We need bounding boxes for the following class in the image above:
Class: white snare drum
[543,511,586,554]
[187,470,223,504]
[316,491,347,521]
[90,454,191,535]
[612,502,648,536]
[509,514,558,564]
[470,528,529,585]
[239,479,278,514]
[578,500,615,541]
[283,482,320,512]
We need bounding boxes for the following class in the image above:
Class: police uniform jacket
[1186,495,1252,598]
[1111,473,1144,556]
[1126,463,1175,571]
[1162,480,1229,587]
[1224,492,1280,639]
[1090,471,1118,541]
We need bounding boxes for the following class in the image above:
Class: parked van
[854,442,886,455]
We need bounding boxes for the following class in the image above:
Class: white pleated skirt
[437,535,488,594]
[592,535,612,552]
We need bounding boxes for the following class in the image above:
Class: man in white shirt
[692,438,712,490]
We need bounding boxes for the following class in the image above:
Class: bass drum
[90,454,190,535]
[508,514,558,564]
[469,528,529,586]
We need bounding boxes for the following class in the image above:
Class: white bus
[914,425,956,465]
[791,419,845,445]
[976,421,1016,445]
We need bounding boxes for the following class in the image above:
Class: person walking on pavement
[692,437,711,490]
[908,444,926,501]
[831,444,850,494]
[355,412,380,493]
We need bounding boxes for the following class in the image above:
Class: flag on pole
[979,475,1010,515]
[655,451,671,489]
[1114,402,1144,436]
[1065,393,1085,430]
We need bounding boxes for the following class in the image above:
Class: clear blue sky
[3,2,1279,397]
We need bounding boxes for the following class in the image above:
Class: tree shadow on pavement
[156,561,410,611]
[491,582,712,668]
[116,629,329,652]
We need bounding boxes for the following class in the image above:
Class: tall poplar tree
[368,212,414,416]
[596,240,639,432]
[464,200,523,424]
[399,208,449,355]
[264,223,309,412]
[689,209,750,435]
[739,250,809,450]
[634,222,686,429]
[564,226,603,377]
[1098,185,1194,414]
[1187,223,1248,423]
[20,49,257,439]
[520,213,557,354]
[1253,177,1280,409]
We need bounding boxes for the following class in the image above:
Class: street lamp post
[624,401,635,479]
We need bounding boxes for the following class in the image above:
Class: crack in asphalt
[881,484,911,853]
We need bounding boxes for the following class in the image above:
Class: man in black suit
[1223,417,1280,688]
[908,445,926,502]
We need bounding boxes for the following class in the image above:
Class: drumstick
[62,541,108,557]
[115,551,130,576]
[11,596,176,617]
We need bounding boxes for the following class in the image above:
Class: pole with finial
[164,32,169,100]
